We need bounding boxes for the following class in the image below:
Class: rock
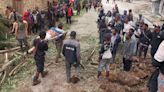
[105,83,126,92]
[132,56,139,62]
[137,63,149,70]
[117,72,140,87]
[132,69,149,79]
[108,72,118,82]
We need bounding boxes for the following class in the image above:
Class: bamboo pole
[0,71,6,85]
[0,56,21,73]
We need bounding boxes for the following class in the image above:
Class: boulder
[105,83,126,92]
[132,68,149,79]
[117,72,141,87]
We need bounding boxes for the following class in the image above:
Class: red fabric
[70,0,74,4]
[67,8,72,17]
[23,12,30,20]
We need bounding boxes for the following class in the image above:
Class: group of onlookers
[97,3,164,92]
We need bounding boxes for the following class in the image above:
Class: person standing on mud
[14,17,29,52]
[122,32,135,71]
[62,31,81,83]
[150,26,163,58]
[151,39,164,92]
[138,24,152,62]
[98,33,112,80]
[111,28,121,62]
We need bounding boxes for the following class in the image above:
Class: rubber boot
[41,71,48,78]
[106,71,110,81]
[32,72,41,86]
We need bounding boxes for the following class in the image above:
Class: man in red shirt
[66,5,73,24]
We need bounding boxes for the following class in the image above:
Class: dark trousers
[135,41,139,55]
[138,44,148,58]
[99,30,104,44]
[148,68,159,92]
[123,57,132,71]
[48,19,53,28]
[77,10,80,15]
[34,56,45,73]
[85,7,88,12]
[151,48,157,58]
[99,29,106,44]
[66,16,72,24]
[32,24,38,34]
[17,38,29,51]
[40,21,45,31]
[65,61,80,82]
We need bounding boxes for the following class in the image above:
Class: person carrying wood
[62,31,81,83]
[31,31,48,86]
[54,23,66,63]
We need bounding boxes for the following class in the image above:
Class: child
[122,32,135,71]
[98,33,112,80]
[32,31,48,85]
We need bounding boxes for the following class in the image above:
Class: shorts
[138,43,148,57]
[98,59,111,72]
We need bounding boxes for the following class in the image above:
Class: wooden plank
[0,56,22,73]
[0,46,21,54]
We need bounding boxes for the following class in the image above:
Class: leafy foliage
[0,14,11,49]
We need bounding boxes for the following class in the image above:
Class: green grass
[0,58,35,92]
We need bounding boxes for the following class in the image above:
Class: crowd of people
[3,0,164,91]
[4,0,99,52]
[3,0,103,86]
[97,1,164,92]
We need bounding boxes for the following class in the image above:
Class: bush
[0,15,11,49]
